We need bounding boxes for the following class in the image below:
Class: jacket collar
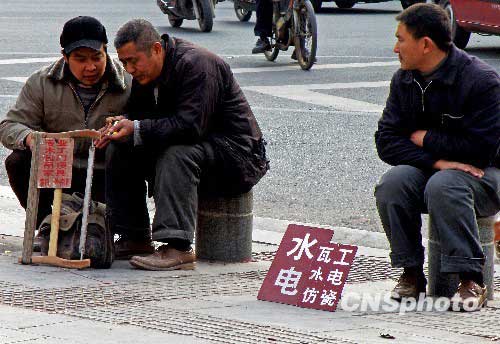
[46,54,128,91]
[401,44,466,85]
[157,34,177,86]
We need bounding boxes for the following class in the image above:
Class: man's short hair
[114,19,161,54]
[396,3,452,52]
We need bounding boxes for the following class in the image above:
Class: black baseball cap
[60,16,108,54]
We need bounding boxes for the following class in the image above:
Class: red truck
[440,0,500,49]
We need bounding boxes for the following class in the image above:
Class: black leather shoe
[252,37,271,54]
[390,272,427,301]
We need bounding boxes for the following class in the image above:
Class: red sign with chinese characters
[36,138,74,189]
[258,224,357,311]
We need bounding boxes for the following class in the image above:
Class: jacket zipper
[67,82,107,128]
[413,79,433,113]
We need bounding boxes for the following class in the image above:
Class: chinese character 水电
[274,267,303,296]
[286,233,318,261]
[326,269,343,286]
[309,266,323,281]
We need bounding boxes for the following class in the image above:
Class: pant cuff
[112,223,151,239]
[152,227,192,243]
[440,254,485,273]
[390,251,424,268]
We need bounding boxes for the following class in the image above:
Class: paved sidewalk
[0,186,499,343]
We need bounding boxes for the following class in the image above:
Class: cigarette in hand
[107,121,119,136]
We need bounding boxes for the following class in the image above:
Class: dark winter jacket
[127,35,268,194]
[375,45,500,170]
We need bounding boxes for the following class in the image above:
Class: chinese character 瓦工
[317,246,334,263]
[274,267,303,296]
[333,248,354,266]
[286,233,318,261]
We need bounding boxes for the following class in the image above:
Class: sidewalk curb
[0,185,390,251]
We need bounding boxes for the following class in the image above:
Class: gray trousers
[105,142,206,244]
[375,165,500,273]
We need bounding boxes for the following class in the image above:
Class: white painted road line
[2,77,28,83]
[0,57,58,65]
[0,56,399,71]
[244,80,390,113]
[232,61,400,74]
[1,77,389,112]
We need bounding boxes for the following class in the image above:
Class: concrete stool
[195,190,253,262]
[428,215,496,300]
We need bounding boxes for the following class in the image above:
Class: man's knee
[157,145,204,169]
[375,165,424,202]
[5,150,30,175]
[424,170,469,205]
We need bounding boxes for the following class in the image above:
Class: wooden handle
[42,129,100,139]
[47,188,63,257]
[21,133,41,264]
[20,256,91,269]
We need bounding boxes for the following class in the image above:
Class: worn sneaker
[252,37,271,54]
[129,245,196,271]
[450,280,487,312]
[114,236,155,260]
[390,272,427,301]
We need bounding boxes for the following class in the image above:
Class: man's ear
[62,49,69,63]
[152,41,163,56]
[422,37,435,54]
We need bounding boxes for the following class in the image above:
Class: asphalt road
[0,0,499,232]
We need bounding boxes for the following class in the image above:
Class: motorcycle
[229,0,256,22]
[156,0,216,32]
[265,0,317,70]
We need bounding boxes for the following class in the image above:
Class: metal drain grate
[253,252,402,283]
[365,307,500,341]
[0,271,266,313]
[65,304,356,344]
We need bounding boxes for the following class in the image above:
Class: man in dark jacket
[374,4,500,311]
[96,19,268,270]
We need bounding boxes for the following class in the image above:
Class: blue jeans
[375,165,500,273]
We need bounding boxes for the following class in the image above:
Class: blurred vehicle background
[439,0,500,49]
[311,0,425,12]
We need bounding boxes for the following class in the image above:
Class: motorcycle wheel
[197,0,214,32]
[293,0,317,70]
[168,15,184,28]
[264,45,280,61]
[234,3,252,21]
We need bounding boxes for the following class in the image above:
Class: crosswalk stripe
[244,80,390,113]
[232,61,399,74]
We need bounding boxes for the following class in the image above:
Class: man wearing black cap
[0,16,137,253]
